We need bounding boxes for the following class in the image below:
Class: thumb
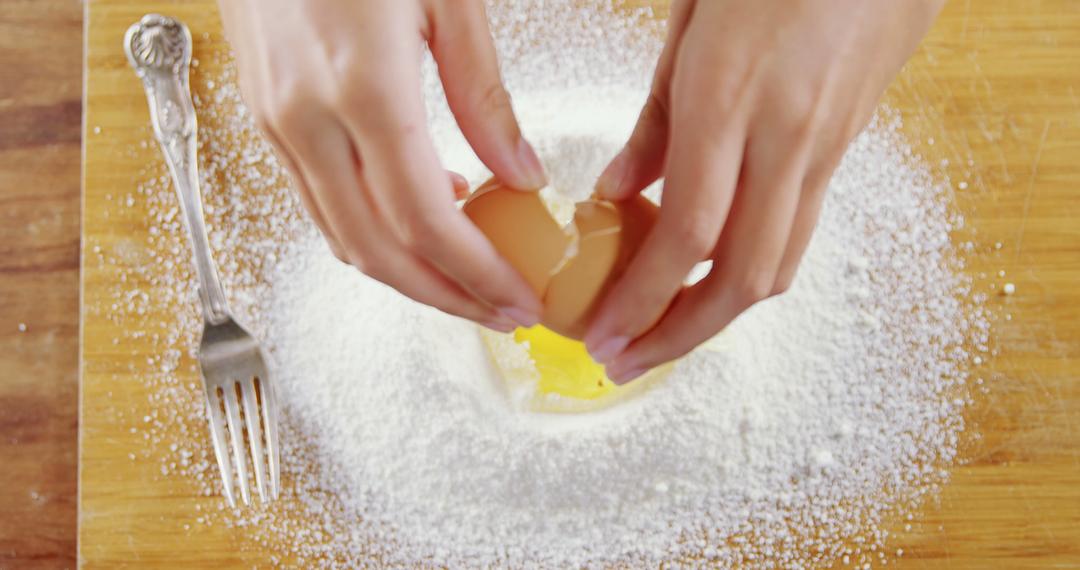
[596,0,698,200]
[429,1,547,191]
[596,91,670,201]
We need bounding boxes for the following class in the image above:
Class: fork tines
[205,376,280,507]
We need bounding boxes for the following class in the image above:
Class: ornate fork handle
[125,14,229,325]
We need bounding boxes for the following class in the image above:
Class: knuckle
[265,84,313,132]
[770,277,792,298]
[326,241,350,265]
[245,98,275,134]
[824,143,848,173]
[337,242,380,277]
[274,105,307,134]
[339,84,421,137]
[348,254,371,275]
[803,164,836,198]
[773,87,829,142]
[336,69,399,116]
[675,65,749,127]
[639,90,670,128]
[710,78,747,119]
[474,82,513,115]
[399,209,447,255]
[730,270,776,309]
[251,107,274,134]
[626,90,670,153]
[669,212,719,259]
[353,255,391,284]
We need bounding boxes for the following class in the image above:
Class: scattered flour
[94,1,992,567]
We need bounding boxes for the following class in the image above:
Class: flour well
[257,111,973,568]
[100,1,989,568]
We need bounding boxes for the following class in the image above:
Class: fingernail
[596,149,630,199]
[589,335,630,365]
[500,306,540,328]
[481,319,517,334]
[610,367,647,385]
[448,171,469,193]
[516,139,547,190]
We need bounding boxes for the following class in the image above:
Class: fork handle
[125,15,229,325]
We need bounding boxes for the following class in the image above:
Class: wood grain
[0,1,83,568]
[79,0,1080,568]
[885,2,1080,565]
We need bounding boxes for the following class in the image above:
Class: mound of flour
[258,111,972,568]
[106,1,985,567]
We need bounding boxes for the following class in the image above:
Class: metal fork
[125,14,280,508]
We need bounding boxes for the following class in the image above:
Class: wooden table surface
[0,1,82,568]
[3,0,1078,567]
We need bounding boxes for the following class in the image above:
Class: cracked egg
[464,177,659,339]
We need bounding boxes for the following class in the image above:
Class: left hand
[218,0,547,333]
[584,0,944,383]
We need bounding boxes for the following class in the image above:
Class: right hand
[218,0,548,332]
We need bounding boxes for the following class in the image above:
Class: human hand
[218,0,548,332]
[585,0,944,382]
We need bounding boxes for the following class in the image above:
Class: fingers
[604,133,811,383]
[449,171,470,200]
[269,122,466,258]
[597,92,670,201]
[428,0,546,190]
[584,33,753,364]
[375,249,518,332]
[283,132,495,325]
[226,1,531,330]
[361,152,546,325]
[259,126,350,261]
[771,168,832,290]
[269,105,516,330]
[340,44,543,326]
[596,0,698,200]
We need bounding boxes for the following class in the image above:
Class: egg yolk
[512,325,616,400]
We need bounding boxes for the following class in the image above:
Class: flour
[256,113,973,568]
[99,1,990,568]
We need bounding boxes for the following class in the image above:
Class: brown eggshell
[462,179,572,296]
[465,177,660,340]
[542,201,623,338]
[543,196,659,338]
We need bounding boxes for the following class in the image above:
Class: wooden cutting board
[80,0,1080,567]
